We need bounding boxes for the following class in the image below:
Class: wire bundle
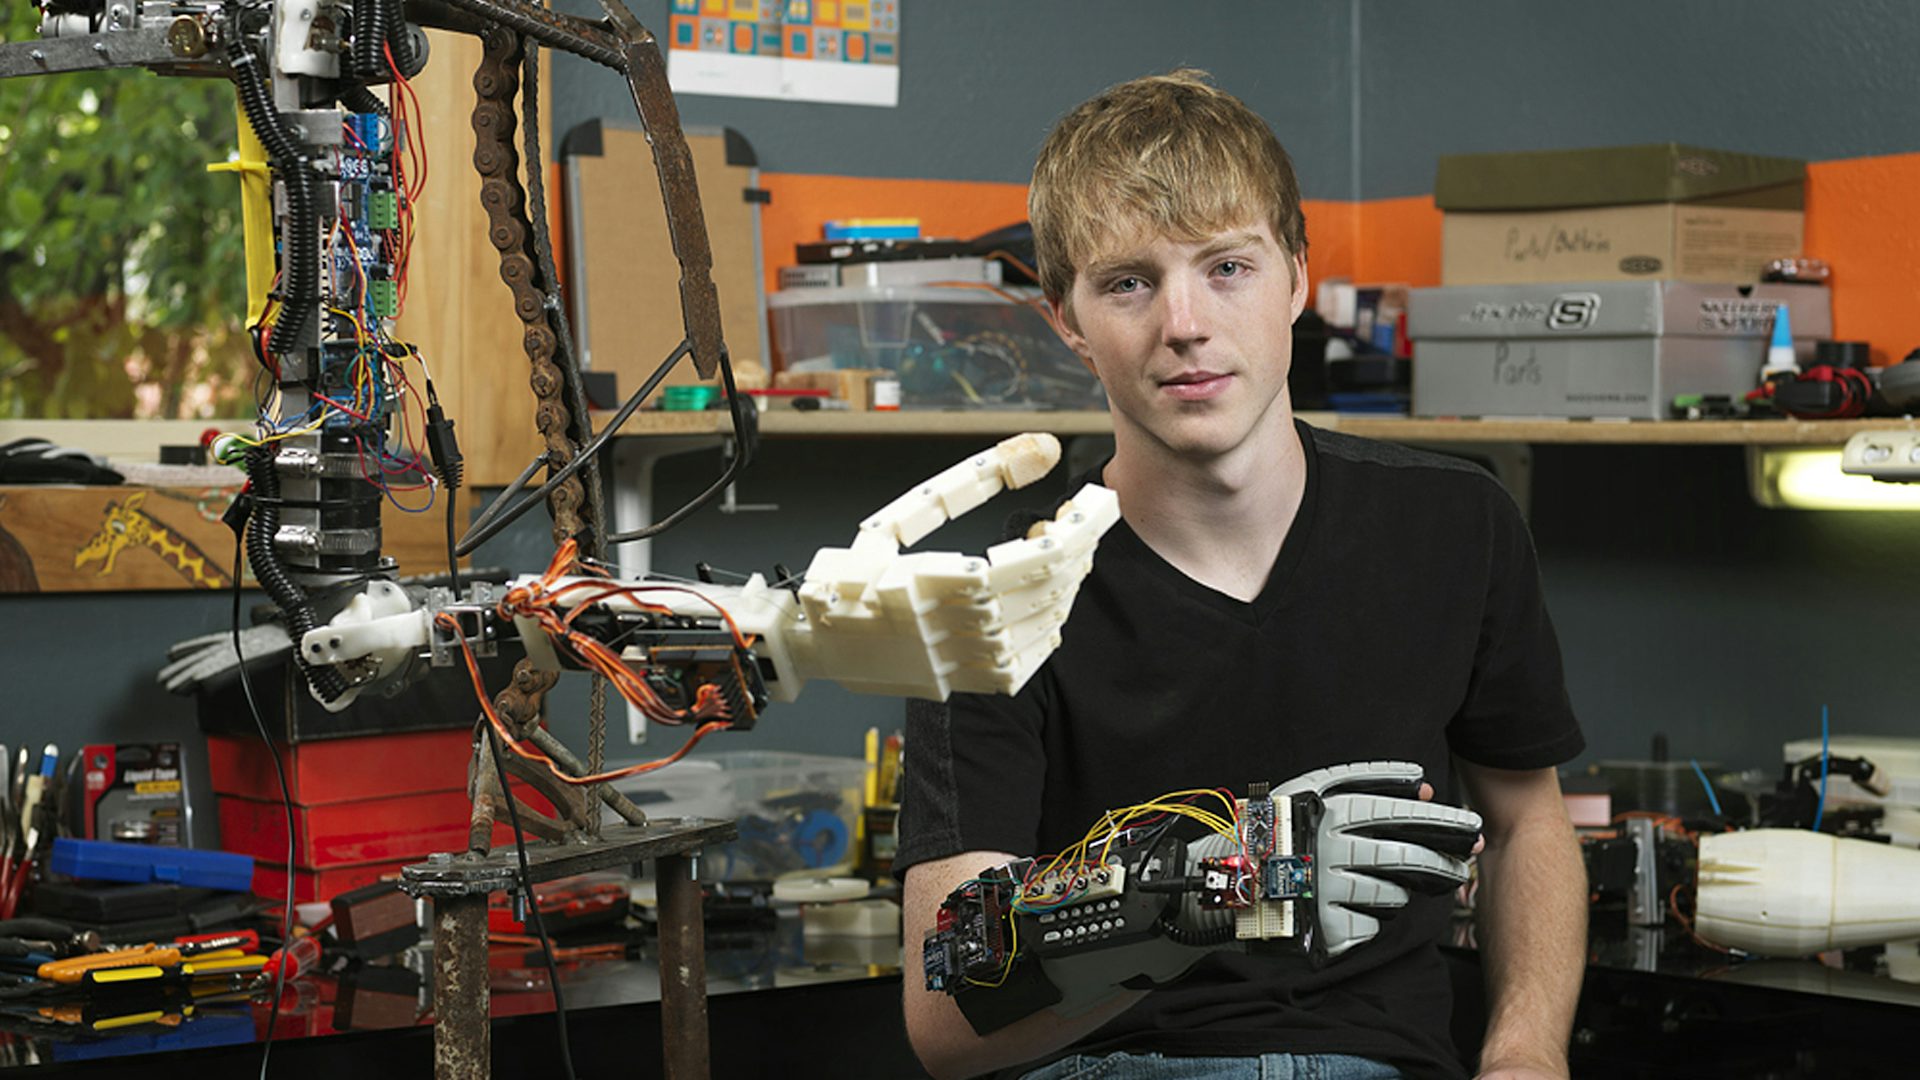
[440,540,758,788]
[1015,788,1241,916]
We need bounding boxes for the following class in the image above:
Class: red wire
[437,611,732,785]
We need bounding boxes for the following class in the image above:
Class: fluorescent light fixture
[1749,447,1920,510]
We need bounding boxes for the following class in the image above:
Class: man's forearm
[1474,808,1586,1075]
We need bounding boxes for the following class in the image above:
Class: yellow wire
[1015,788,1240,914]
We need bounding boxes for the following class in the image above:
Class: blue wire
[1812,704,1831,833]
[1689,759,1723,817]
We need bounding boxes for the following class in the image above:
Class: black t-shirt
[896,420,1584,1079]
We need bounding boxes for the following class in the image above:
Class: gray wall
[8,1,1920,847]
[1357,0,1920,199]
[551,0,1361,199]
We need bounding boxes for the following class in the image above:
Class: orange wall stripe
[1351,195,1442,291]
[755,156,1916,365]
[758,173,1031,300]
[1301,198,1357,302]
[1804,153,1920,366]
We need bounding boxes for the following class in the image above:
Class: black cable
[444,493,462,595]
[340,84,389,118]
[455,339,690,557]
[232,534,295,1080]
[351,0,388,82]
[384,0,425,77]
[226,10,319,358]
[484,728,578,1080]
[607,352,753,543]
[244,446,348,703]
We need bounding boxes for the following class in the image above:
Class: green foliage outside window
[0,1,254,419]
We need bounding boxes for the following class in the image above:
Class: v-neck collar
[1103,419,1320,626]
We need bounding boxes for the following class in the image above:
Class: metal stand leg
[405,822,731,1080]
[656,853,710,1080]
[434,893,492,1080]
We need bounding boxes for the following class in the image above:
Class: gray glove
[1187,760,1480,963]
[156,623,293,695]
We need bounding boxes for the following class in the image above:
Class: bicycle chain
[458,4,724,828]
[469,24,581,760]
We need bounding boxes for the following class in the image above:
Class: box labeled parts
[1435,143,1806,285]
[1408,281,1830,419]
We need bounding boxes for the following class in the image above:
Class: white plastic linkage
[295,580,423,709]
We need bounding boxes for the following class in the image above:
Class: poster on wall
[667,0,901,108]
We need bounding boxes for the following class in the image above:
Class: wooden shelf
[604,409,1917,446]
[598,408,1118,438]
[1326,416,1920,446]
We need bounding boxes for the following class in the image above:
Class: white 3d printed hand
[1186,761,1482,962]
[615,431,1121,701]
[1695,829,1920,955]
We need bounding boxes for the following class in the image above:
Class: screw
[29,49,44,61]
[93,42,108,54]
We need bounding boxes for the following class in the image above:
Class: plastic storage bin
[769,284,1105,411]
[613,751,869,881]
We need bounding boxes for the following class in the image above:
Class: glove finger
[165,631,228,660]
[1324,832,1473,895]
[1325,793,1482,854]
[1320,863,1412,911]
[1316,903,1380,960]
[1273,760,1424,800]
[240,624,294,651]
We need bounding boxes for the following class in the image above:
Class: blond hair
[1029,69,1308,309]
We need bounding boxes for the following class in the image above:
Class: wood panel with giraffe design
[0,485,467,592]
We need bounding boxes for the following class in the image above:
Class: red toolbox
[207,729,478,805]
[219,786,557,868]
[252,858,411,905]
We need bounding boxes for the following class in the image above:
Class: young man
[897,71,1587,1080]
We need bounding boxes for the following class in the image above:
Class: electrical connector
[426,401,464,492]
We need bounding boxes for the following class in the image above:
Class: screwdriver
[252,933,322,990]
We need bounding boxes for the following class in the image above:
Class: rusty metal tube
[432,893,492,1080]
[656,853,710,1080]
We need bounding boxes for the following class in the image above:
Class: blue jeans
[1019,1051,1403,1080]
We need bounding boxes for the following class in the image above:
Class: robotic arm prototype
[299,431,1122,715]
[7,0,1121,851]
[923,762,1482,1033]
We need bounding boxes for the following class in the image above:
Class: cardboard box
[1436,144,1806,286]
[1408,281,1830,419]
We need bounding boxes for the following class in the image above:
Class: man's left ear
[1290,254,1310,322]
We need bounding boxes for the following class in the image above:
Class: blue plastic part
[1771,302,1795,351]
[49,837,254,893]
[792,809,850,868]
[823,222,920,240]
[51,1011,256,1062]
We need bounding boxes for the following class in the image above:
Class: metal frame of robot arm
[516,433,1122,701]
[1695,828,1920,955]
[299,433,1121,707]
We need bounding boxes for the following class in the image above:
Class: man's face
[1056,219,1309,463]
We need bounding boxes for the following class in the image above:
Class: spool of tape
[771,876,871,904]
